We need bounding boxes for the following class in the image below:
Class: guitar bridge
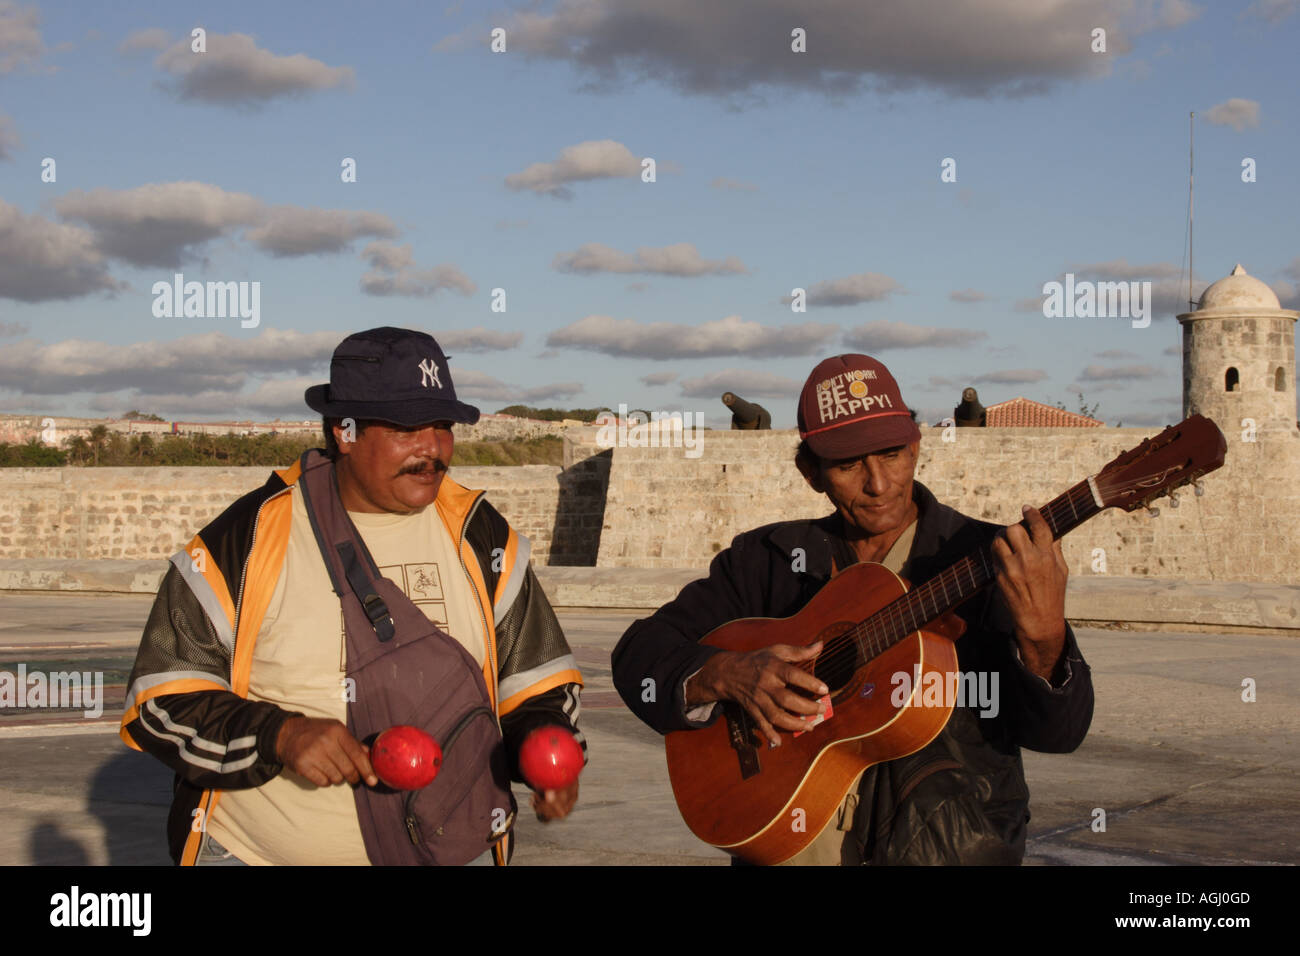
[723,704,761,779]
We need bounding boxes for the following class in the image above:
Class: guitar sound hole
[811,622,861,695]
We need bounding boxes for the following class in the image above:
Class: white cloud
[1204,98,1261,131]
[54,181,264,268]
[1077,364,1165,381]
[930,369,1049,389]
[504,140,645,199]
[677,369,802,400]
[434,327,524,352]
[153,31,354,106]
[452,369,583,402]
[0,200,121,302]
[359,241,475,298]
[443,0,1197,100]
[245,207,399,257]
[0,328,340,396]
[546,313,838,359]
[1244,0,1298,23]
[787,272,902,307]
[0,1,44,74]
[640,371,678,386]
[553,242,747,276]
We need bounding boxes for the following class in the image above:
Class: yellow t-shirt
[207,484,485,865]
[780,518,918,866]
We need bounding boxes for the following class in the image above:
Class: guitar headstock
[1093,415,1227,513]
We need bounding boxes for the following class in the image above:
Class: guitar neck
[859,479,1102,657]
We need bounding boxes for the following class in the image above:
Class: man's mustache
[398,459,448,476]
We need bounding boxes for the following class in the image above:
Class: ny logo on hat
[418,357,442,389]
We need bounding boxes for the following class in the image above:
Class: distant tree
[1053,393,1101,420]
[130,433,156,462]
[0,439,66,466]
[88,425,109,466]
[66,435,91,466]
[494,405,602,423]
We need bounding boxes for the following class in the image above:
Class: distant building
[1178,263,1297,437]
[983,397,1104,428]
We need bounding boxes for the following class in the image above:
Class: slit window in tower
[1226,367,1240,392]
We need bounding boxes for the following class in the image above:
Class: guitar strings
[790,482,1097,677]
[784,482,1097,681]
[797,483,1090,673]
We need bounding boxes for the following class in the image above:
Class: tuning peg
[1193,481,1205,497]
[1168,493,1180,509]
[1146,505,1160,518]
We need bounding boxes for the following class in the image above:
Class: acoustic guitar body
[664,560,961,865]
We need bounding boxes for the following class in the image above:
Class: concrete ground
[0,592,1296,866]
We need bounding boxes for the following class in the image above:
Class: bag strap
[296,450,396,643]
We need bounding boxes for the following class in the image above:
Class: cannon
[953,387,986,427]
[722,392,772,430]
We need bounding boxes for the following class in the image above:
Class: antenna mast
[1188,111,1195,310]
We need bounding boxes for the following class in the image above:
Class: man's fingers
[746,698,783,747]
[321,746,354,785]
[991,534,1013,571]
[768,640,822,661]
[1021,504,1055,546]
[532,781,580,822]
[777,661,828,698]
[772,684,824,717]
[301,763,330,787]
[338,730,378,786]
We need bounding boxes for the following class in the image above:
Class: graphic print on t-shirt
[339,562,456,668]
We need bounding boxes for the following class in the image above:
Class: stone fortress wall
[2,424,1296,587]
[586,425,1300,585]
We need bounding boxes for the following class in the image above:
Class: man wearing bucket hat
[613,354,1093,865]
[121,327,585,865]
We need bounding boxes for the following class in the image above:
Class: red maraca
[370,725,442,790]
[518,725,584,790]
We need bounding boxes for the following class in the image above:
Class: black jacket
[611,480,1093,864]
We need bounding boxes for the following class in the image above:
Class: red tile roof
[984,397,1104,427]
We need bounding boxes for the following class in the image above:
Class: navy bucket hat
[304,327,481,426]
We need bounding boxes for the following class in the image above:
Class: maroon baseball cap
[797,354,920,460]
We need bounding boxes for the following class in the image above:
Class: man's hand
[685,642,828,748]
[531,780,579,822]
[276,715,378,788]
[991,505,1068,680]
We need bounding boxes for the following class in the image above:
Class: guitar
[664,414,1227,864]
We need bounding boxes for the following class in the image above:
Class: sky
[1,0,1297,428]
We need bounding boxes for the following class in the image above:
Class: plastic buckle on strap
[362,593,396,642]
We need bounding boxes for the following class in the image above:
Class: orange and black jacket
[119,456,584,865]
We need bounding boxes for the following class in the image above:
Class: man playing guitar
[612,354,1095,865]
